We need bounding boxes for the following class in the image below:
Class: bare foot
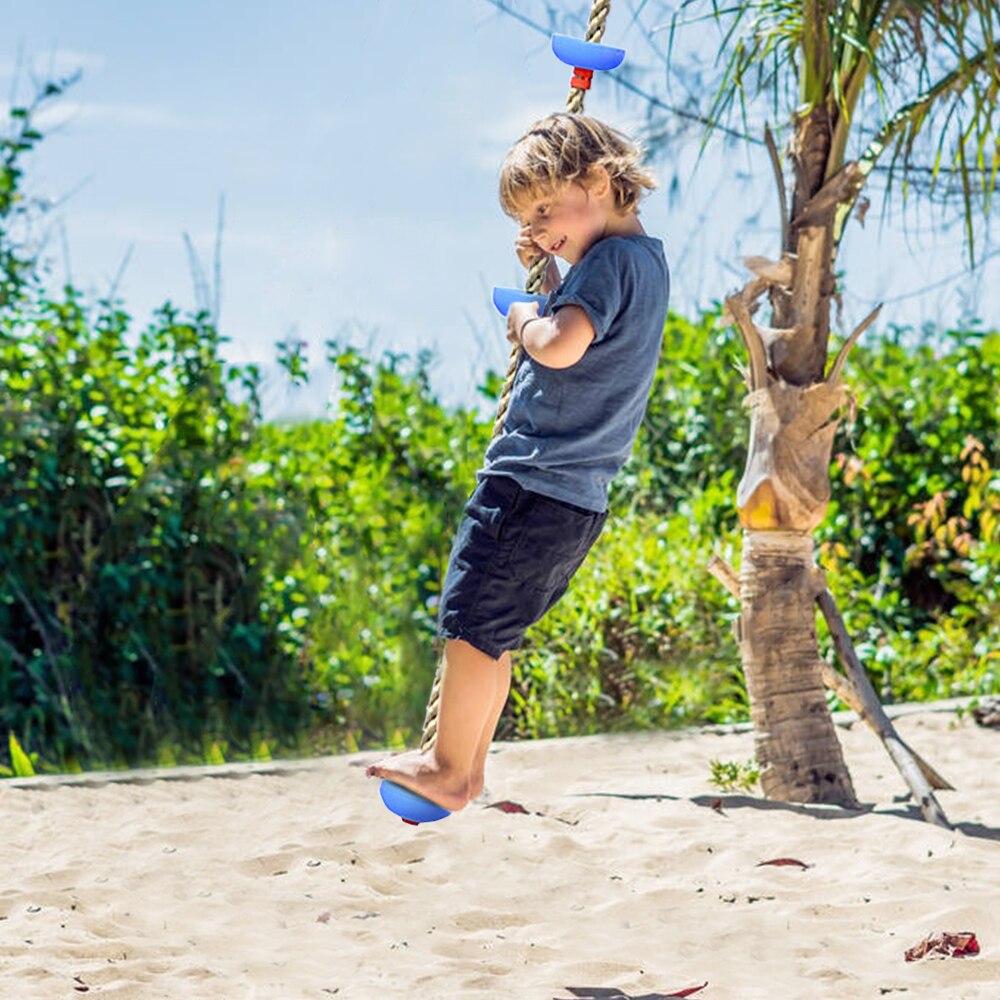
[366,748,471,813]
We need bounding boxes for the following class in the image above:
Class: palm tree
[491,0,997,813]
[658,0,998,810]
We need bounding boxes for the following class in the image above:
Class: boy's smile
[516,180,609,265]
[516,169,643,265]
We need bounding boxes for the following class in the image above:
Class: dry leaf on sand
[485,799,530,814]
[905,931,980,962]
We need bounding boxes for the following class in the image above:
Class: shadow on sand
[564,790,1000,842]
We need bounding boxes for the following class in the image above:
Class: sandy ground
[1,705,998,1000]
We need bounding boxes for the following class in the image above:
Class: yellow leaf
[982,510,997,543]
[9,733,35,778]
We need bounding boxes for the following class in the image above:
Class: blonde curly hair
[499,112,656,218]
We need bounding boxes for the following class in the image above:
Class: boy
[367,113,669,812]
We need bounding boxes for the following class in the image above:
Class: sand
[1,704,998,999]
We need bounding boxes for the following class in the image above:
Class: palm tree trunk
[713,85,880,808]
[739,529,858,806]
[725,279,868,809]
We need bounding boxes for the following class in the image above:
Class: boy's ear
[584,164,612,199]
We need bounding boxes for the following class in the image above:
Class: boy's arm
[508,302,595,369]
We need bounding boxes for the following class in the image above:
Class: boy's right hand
[515,223,548,269]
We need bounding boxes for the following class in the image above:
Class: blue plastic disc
[379,780,451,825]
[492,286,548,317]
[551,34,625,71]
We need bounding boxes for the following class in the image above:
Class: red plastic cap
[570,67,594,90]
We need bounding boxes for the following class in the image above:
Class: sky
[2,0,996,421]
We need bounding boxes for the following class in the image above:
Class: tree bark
[725,246,863,808]
[738,530,860,807]
[716,83,887,807]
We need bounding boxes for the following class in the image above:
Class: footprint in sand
[236,851,302,878]
[451,909,533,933]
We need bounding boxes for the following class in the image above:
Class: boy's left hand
[506,301,539,346]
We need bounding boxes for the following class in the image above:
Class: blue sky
[3,1,996,420]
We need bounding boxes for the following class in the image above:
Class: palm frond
[841,43,999,261]
[664,0,802,152]
[652,0,997,263]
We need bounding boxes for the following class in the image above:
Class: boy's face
[515,176,610,265]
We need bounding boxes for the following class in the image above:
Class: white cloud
[63,210,343,270]
[465,100,555,171]
[475,102,555,148]
[0,49,107,80]
[1,98,201,132]
[28,100,198,131]
[310,111,344,132]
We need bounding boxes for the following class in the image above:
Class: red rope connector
[570,67,594,90]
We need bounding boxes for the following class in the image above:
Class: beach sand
[1,705,997,999]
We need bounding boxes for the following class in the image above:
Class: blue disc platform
[551,33,625,71]
[379,779,451,826]
[492,286,548,317]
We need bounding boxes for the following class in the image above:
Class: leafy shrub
[244,344,492,751]
[2,81,998,775]
[817,324,1000,702]
[708,757,760,794]
[0,291,310,769]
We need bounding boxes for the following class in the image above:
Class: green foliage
[816,322,1000,702]
[6,731,36,777]
[0,288,311,772]
[242,344,493,751]
[2,86,999,778]
[4,286,999,769]
[708,757,760,794]
[234,313,752,750]
[509,491,745,737]
[1,74,80,309]
[620,310,745,519]
[250,308,1000,749]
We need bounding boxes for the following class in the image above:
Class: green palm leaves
[664,0,998,263]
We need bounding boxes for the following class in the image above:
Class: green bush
[244,344,492,752]
[817,324,1000,702]
[2,81,998,776]
[0,291,310,769]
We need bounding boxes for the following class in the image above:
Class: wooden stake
[816,585,954,830]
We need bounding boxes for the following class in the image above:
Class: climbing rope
[421,0,613,754]
[490,0,611,441]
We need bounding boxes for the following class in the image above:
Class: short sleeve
[547,239,628,344]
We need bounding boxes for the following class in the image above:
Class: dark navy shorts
[437,474,607,660]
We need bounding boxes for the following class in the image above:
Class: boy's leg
[469,650,511,802]
[366,638,503,812]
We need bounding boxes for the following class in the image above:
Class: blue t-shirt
[480,234,669,512]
